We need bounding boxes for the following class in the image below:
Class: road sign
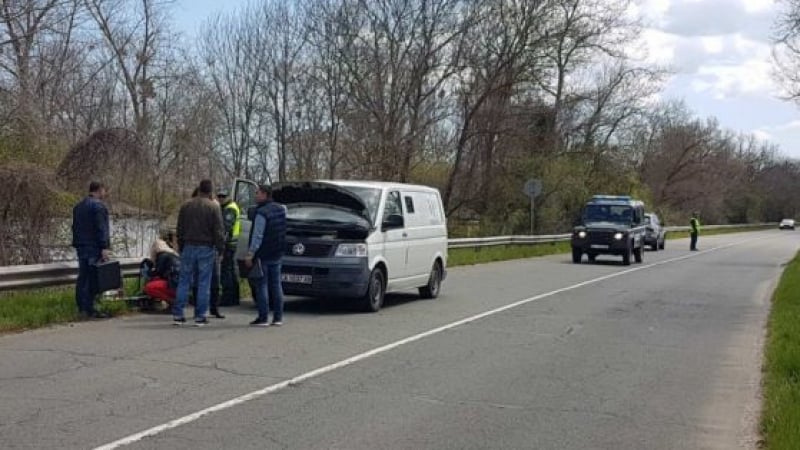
[523,179,542,198]
[523,179,542,235]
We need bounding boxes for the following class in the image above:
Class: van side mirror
[382,214,404,231]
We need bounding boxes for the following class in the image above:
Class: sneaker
[250,318,270,327]
[271,321,283,327]
[193,318,209,327]
[91,311,111,320]
[173,317,186,326]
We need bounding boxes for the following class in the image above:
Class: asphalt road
[1,230,797,450]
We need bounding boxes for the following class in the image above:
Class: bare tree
[773,0,800,100]
[83,0,174,135]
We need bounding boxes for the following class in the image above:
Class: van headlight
[613,232,624,240]
[335,243,368,257]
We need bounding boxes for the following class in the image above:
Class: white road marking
[94,235,770,449]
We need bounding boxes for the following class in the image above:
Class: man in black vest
[244,185,287,327]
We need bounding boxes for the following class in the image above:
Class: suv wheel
[634,244,643,263]
[572,248,582,264]
[622,245,632,266]
[659,237,666,250]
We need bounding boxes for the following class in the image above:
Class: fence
[0,223,775,292]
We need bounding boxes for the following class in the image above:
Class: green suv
[570,195,647,265]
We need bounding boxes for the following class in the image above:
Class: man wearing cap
[217,189,241,306]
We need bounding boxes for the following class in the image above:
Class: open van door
[231,178,259,260]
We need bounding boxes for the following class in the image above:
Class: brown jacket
[176,196,225,253]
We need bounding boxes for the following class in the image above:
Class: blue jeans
[75,249,100,314]
[173,245,215,320]
[253,260,283,322]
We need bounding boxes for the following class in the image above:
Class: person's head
[89,181,108,200]
[255,184,272,204]
[216,190,230,205]
[150,238,176,261]
[692,211,699,217]
[198,179,213,198]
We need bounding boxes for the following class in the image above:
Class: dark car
[571,195,647,265]
[644,212,666,251]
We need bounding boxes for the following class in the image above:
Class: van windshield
[339,186,381,224]
[286,205,371,230]
[583,205,634,224]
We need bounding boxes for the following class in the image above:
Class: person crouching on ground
[143,238,180,303]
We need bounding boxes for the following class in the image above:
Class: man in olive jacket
[172,179,225,326]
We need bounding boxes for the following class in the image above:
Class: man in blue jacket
[245,184,287,327]
[71,181,111,319]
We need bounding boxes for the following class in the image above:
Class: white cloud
[752,129,773,142]
[700,36,724,54]
[694,59,775,99]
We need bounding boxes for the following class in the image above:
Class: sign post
[522,179,542,235]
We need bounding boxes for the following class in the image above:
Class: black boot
[210,309,225,319]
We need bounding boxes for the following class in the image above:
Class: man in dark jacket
[173,179,225,327]
[245,184,287,327]
[71,181,111,319]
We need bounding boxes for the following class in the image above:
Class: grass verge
[449,242,572,267]
[0,278,254,334]
[0,279,137,333]
[760,252,800,449]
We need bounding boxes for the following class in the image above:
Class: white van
[232,180,448,312]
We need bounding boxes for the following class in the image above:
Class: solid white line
[94,234,770,449]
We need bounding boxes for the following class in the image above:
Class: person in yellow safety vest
[689,212,701,251]
[217,190,241,306]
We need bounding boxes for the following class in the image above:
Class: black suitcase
[93,260,122,293]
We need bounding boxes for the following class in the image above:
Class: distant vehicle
[644,212,666,251]
[779,219,795,230]
[571,195,647,265]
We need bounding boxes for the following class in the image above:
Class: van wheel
[419,262,442,299]
[634,245,643,263]
[361,269,385,312]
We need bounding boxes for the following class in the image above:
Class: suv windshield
[583,204,634,224]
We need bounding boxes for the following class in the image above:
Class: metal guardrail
[447,223,773,249]
[0,223,775,292]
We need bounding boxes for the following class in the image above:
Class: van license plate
[281,274,312,284]
[591,244,609,249]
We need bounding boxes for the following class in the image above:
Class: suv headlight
[613,232,624,240]
[577,231,587,238]
[335,243,368,257]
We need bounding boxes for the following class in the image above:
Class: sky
[174,0,800,159]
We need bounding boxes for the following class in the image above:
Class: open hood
[272,181,370,222]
